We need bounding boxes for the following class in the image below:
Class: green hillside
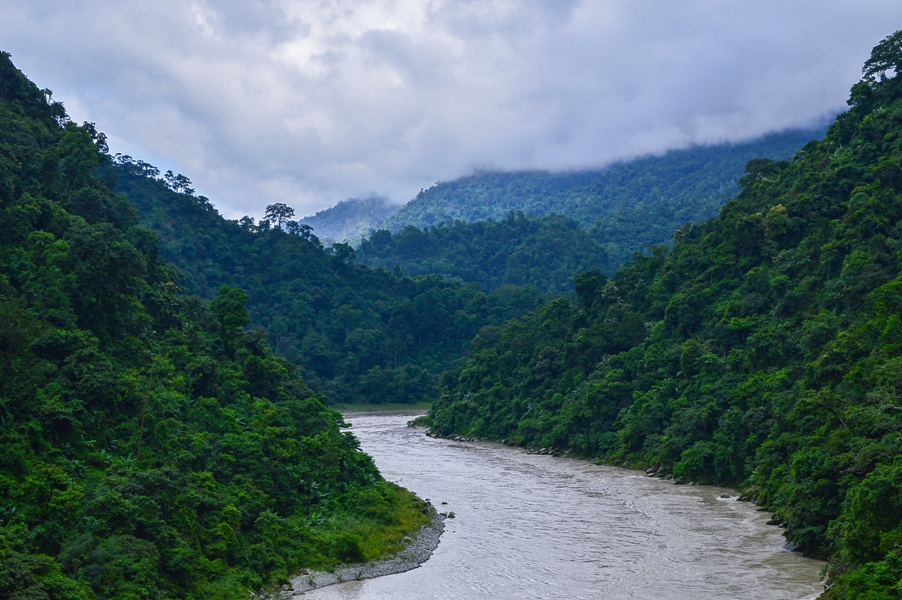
[427,31,902,597]
[113,157,545,407]
[0,52,430,599]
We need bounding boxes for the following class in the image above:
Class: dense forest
[427,32,902,597]
[112,156,547,407]
[0,52,432,599]
[358,213,615,293]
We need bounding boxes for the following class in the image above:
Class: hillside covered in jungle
[426,31,902,598]
[0,52,431,600]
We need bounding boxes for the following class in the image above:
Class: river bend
[301,412,823,599]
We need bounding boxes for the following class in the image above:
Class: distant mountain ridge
[382,126,829,233]
[299,196,399,245]
[304,126,828,251]
[352,126,830,290]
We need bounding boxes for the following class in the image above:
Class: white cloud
[2,0,900,218]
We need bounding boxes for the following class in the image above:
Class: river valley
[299,412,825,599]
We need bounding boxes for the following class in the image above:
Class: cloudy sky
[2,1,901,219]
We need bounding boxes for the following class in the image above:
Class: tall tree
[264,202,295,228]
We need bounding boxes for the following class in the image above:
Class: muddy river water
[301,412,824,599]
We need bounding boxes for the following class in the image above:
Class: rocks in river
[526,447,563,456]
[447,511,456,518]
[766,519,782,526]
[737,485,761,503]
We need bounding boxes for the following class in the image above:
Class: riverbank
[283,510,445,596]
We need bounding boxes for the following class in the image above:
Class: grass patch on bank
[304,482,432,570]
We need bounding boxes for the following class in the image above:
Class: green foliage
[114,161,545,406]
[0,52,428,599]
[357,213,615,293]
[428,34,902,596]
[863,30,902,84]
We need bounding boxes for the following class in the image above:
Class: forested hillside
[358,213,615,293]
[0,52,431,599]
[114,159,545,406]
[427,32,902,597]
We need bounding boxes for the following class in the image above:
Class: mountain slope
[113,159,546,406]
[0,52,428,600]
[355,128,825,293]
[427,31,902,597]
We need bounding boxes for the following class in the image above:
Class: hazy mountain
[299,196,400,245]
[382,126,829,233]
[354,126,829,289]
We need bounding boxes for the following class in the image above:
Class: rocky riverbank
[278,510,445,596]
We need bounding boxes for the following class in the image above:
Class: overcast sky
[2,1,901,219]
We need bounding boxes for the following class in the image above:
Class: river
[300,412,824,599]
